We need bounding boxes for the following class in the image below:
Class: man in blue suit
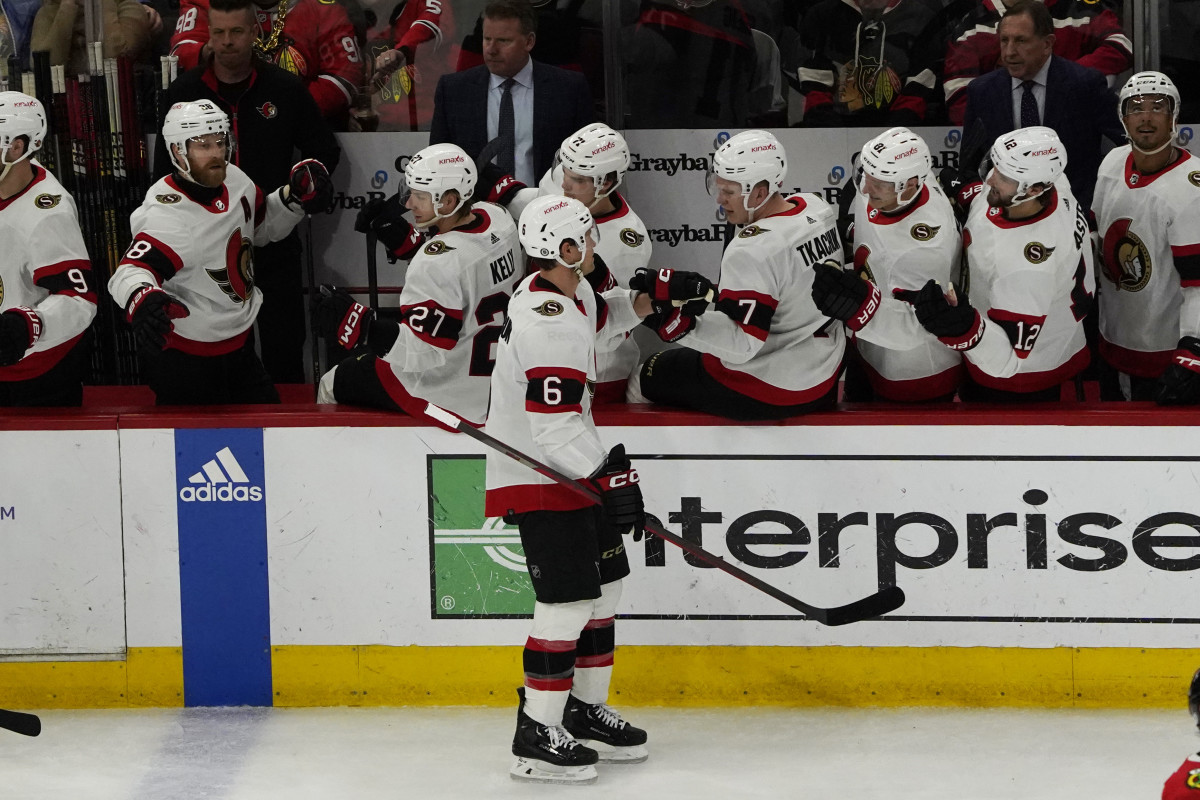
[429,1,593,188]
[963,0,1122,210]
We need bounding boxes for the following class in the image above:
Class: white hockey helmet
[0,91,47,177]
[518,194,599,273]
[403,142,477,226]
[555,122,630,203]
[1120,71,1180,123]
[859,126,931,199]
[162,100,232,178]
[987,126,1066,204]
[708,129,787,197]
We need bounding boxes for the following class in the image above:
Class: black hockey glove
[641,306,698,343]
[586,443,645,541]
[316,285,376,351]
[937,166,984,221]
[355,194,423,262]
[127,285,190,355]
[284,158,333,214]
[0,306,42,366]
[1156,337,1200,405]
[893,279,984,351]
[475,161,527,207]
[629,267,713,316]
[811,260,880,332]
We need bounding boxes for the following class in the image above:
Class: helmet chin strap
[417,191,466,230]
[1129,132,1175,157]
[743,189,770,225]
[0,146,34,184]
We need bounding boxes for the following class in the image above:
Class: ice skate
[562,693,649,763]
[510,689,599,784]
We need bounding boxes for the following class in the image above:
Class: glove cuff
[846,280,881,333]
[1171,342,1200,374]
[937,310,985,351]
[125,285,161,323]
[336,301,374,350]
[5,306,42,348]
[486,174,526,206]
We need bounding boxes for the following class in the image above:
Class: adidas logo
[490,233,500,245]
[178,446,263,502]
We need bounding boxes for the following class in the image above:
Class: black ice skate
[562,693,649,763]
[510,688,599,784]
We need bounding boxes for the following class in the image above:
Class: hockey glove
[629,268,714,316]
[127,285,190,355]
[642,306,698,343]
[893,279,984,351]
[284,158,333,214]
[937,167,983,220]
[0,306,42,366]
[316,285,376,351]
[811,261,880,332]
[586,443,645,541]
[355,194,422,262]
[1155,337,1200,405]
[475,161,527,207]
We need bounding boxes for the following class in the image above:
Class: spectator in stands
[944,0,1131,126]
[154,0,340,386]
[429,1,591,187]
[170,0,363,128]
[797,0,940,127]
[32,0,153,76]
[370,0,458,131]
[2,0,43,70]
[962,0,1122,210]
[1161,667,1200,800]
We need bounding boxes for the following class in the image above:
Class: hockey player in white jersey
[811,127,963,401]
[487,195,689,784]
[1092,72,1200,404]
[897,126,1094,401]
[0,91,97,406]
[109,100,329,405]
[628,129,845,420]
[315,143,522,426]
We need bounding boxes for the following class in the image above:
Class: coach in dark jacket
[428,0,591,187]
[154,0,340,385]
[963,0,1121,210]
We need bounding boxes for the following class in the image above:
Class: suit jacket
[428,60,593,182]
[963,54,1123,210]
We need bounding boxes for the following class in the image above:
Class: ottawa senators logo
[738,225,768,239]
[156,193,182,204]
[619,228,645,248]
[1101,217,1152,291]
[1189,171,1200,188]
[207,229,255,304]
[534,300,564,317]
[1023,242,1055,264]
[910,223,939,241]
[423,241,455,256]
[33,193,61,209]
[257,102,278,119]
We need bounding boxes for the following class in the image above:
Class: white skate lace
[592,704,626,730]
[548,725,581,750]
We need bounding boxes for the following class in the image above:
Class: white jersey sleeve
[255,186,305,246]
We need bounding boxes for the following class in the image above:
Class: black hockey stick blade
[424,403,906,626]
[0,709,41,737]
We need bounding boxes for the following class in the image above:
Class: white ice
[0,706,1189,799]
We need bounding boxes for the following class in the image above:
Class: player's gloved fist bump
[476,162,527,207]
[356,193,422,261]
[630,267,714,311]
[1155,336,1200,405]
[893,279,983,351]
[811,260,880,331]
[643,306,697,343]
[316,285,375,351]
[0,306,42,366]
[127,285,189,354]
[937,166,983,210]
[285,158,333,214]
[587,443,645,541]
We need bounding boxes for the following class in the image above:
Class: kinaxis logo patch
[179,445,264,502]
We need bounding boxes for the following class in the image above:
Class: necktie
[1020,80,1039,127]
[497,78,516,176]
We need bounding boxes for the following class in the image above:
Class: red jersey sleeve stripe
[121,233,184,283]
[32,259,98,304]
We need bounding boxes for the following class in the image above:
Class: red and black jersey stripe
[525,366,586,414]
[120,233,184,283]
[715,288,777,341]
[400,300,464,349]
[33,259,97,304]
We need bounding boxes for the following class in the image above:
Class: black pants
[640,347,838,420]
[143,336,280,405]
[0,337,89,407]
[254,234,307,384]
[506,505,631,605]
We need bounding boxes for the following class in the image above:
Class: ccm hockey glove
[316,285,376,351]
[811,260,880,332]
[127,285,190,354]
[1156,337,1200,405]
[284,158,333,214]
[586,443,645,541]
[0,306,42,366]
[355,194,423,262]
[894,279,983,351]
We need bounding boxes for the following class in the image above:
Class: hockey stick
[423,403,905,626]
[365,230,380,309]
[0,709,41,737]
[304,217,320,393]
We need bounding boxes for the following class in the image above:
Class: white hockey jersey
[1093,146,1200,378]
[591,192,651,398]
[376,202,521,425]
[851,183,963,400]
[0,163,96,380]
[484,271,642,517]
[685,194,845,406]
[959,186,1094,392]
[109,165,303,354]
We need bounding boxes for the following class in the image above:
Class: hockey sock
[572,580,621,705]
[523,599,593,725]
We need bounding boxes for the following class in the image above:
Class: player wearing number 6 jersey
[316,143,521,426]
[0,92,97,406]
